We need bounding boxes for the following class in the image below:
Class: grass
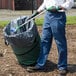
[0,16,76,28]
[35,16,76,25]
[0,21,9,28]
[66,16,76,25]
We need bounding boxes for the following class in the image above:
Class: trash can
[3,16,40,66]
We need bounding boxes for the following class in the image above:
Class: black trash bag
[3,16,39,48]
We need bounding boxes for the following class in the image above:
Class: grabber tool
[15,10,46,32]
[14,6,63,32]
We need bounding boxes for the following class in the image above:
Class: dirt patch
[0,25,76,76]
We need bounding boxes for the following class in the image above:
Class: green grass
[66,16,76,25]
[0,21,9,28]
[0,16,76,28]
[35,18,44,26]
[35,16,76,25]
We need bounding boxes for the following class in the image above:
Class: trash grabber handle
[15,10,46,32]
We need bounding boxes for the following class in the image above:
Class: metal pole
[31,0,33,14]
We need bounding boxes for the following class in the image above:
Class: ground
[0,25,76,76]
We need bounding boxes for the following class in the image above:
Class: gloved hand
[46,6,62,12]
[27,11,39,20]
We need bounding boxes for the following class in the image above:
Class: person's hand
[47,6,58,12]
[46,6,66,12]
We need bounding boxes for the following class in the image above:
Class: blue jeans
[36,11,67,70]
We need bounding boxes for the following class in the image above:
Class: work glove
[46,6,62,12]
[27,11,39,20]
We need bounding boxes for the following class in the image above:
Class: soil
[0,25,76,76]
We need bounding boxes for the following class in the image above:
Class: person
[26,0,74,75]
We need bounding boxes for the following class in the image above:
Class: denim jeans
[36,11,67,70]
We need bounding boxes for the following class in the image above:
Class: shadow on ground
[68,64,76,73]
